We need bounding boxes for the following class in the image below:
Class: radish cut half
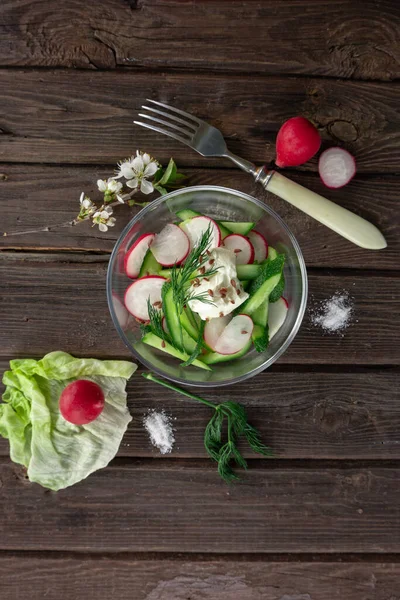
[180,216,221,251]
[318,147,356,189]
[223,234,255,264]
[268,297,288,340]
[248,230,268,262]
[203,315,231,351]
[150,223,190,267]
[124,276,166,321]
[124,233,155,279]
[214,314,254,355]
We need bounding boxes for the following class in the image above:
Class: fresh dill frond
[180,320,206,367]
[146,298,165,339]
[204,410,224,461]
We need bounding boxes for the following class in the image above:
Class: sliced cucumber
[236,264,263,280]
[219,221,255,236]
[269,272,285,303]
[241,279,250,291]
[180,307,199,340]
[163,285,198,354]
[139,249,161,277]
[218,223,231,239]
[240,254,285,315]
[252,301,269,327]
[252,324,269,353]
[142,332,211,371]
[200,339,252,365]
[159,268,173,279]
[268,246,278,261]
[176,209,201,221]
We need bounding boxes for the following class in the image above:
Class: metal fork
[135,100,386,250]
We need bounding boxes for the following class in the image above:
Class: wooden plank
[0,70,399,172]
[1,363,399,460]
[0,257,398,365]
[1,554,399,600]
[0,165,398,270]
[0,0,399,80]
[0,460,399,552]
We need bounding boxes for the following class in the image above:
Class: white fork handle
[262,171,386,250]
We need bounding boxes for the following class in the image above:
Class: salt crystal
[310,291,354,334]
[143,410,175,454]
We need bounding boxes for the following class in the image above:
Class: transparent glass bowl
[107,186,307,387]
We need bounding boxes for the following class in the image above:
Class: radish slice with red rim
[223,234,255,264]
[124,276,166,322]
[318,147,356,189]
[268,297,288,340]
[180,216,221,251]
[203,315,231,351]
[124,233,155,279]
[214,314,254,355]
[150,223,190,267]
[248,230,268,262]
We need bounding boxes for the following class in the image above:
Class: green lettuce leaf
[0,351,137,491]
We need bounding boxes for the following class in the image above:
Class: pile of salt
[143,410,175,454]
[310,291,354,334]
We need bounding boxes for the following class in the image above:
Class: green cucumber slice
[236,264,263,280]
[269,272,285,303]
[180,307,199,340]
[163,285,198,354]
[252,301,269,327]
[139,249,161,277]
[176,209,201,221]
[142,332,211,371]
[240,254,285,315]
[218,223,231,239]
[200,339,252,365]
[219,221,255,236]
[267,246,278,261]
[252,324,269,353]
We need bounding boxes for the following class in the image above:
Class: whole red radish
[275,117,321,167]
[59,380,105,425]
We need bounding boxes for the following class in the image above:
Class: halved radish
[124,233,155,279]
[214,314,254,355]
[248,230,268,263]
[318,147,356,189]
[268,297,288,340]
[180,216,221,250]
[124,275,166,322]
[203,315,231,352]
[112,292,130,329]
[223,234,255,265]
[150,223,190,267]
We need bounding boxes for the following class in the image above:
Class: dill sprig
[142,372,273,483]
[180,320,206,367]
[170,225,218,313]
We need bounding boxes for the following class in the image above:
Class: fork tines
[134,99,200,145]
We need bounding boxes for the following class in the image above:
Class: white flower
[79,192,85,204]
[79,192,95,212]
[115,151,159,195]
[97,178,123,194]
[92,205,115,232]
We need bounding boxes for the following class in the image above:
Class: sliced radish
[112,292,130,329]
[180,216,221,251]
[150,223,190,267]
[203,315,231,351]
[248,230,268,263]
[223,234,255,265]
[214,314,254,355]
[124,233,155,279]
[124,276,166,322]
[268,297,288,340]
[318,147,356,189]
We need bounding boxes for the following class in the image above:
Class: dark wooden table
[1,1,400,598]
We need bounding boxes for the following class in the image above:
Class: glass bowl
[107,186,307,387]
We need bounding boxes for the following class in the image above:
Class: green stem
[142,372,217,410]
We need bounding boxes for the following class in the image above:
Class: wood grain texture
[1,363,399,459]
[1,554,399,600]
[0,256,398,365]
[0,0,399,80]
[0,165,398,270]
[0,70,399,172]
[0,460,399,552]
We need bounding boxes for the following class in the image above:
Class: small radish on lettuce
[59,380,105,425]
[318,147,356,189]
[275,117,321,168]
